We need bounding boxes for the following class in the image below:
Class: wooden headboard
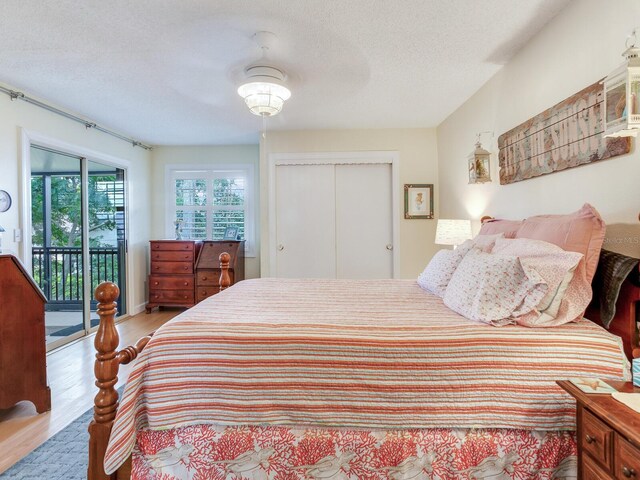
[588,222,640,360]
[586,268,639,360]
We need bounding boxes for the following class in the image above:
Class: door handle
[277,244,285,251]
[386,244,393,251]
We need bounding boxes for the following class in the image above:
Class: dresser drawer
[197,270,219,286]
[151,250,194,262]
[149,275,194,290]
[582,408,614,470]
[197,287,217,302]
[584,452,614,480]
[151,241,194,251]
[615,435,640,480]
[197,270,235,286]
[148,290,194,304]
[151,262,193,274]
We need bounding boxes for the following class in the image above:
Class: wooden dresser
[195,240,244,302]
[146,240,199,313]
[558,380,640,479]
[0,254,51,413]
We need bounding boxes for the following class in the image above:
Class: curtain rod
[0,85,152,151]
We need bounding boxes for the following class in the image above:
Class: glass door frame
[20,129,131,351]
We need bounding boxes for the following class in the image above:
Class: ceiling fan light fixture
[237,65,291,117]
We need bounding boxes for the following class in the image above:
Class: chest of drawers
[146,240,198,313]
[558,380,640,479]
[195,240,244,303]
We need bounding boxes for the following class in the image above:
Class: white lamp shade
[435,219,472,246]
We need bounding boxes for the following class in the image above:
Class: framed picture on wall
[404,184,434,219]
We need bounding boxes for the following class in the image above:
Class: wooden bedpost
[88,282,120,480]
[219,252,231,291]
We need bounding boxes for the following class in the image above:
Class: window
[167,165,255,256]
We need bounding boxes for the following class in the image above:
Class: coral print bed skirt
[131,424,577,480]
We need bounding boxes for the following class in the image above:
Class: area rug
[0,389,122,480]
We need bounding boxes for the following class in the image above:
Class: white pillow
[491,237,584,326]
[443,249,548,324]
[472,233,504,252]
[417,240,474,297]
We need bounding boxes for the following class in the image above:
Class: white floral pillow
[472,233,504,252]
[443,249,548,324]
[417,240,474,297]
[491,237,589,327]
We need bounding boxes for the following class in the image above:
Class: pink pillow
[514,204,605,284]
[479,219,523,238]
[491,238,588,326]
[417,240,474,297]
[443,249,548,324]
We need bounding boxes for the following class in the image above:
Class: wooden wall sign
[498,80,630,185]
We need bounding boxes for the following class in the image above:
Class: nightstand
[557,380,640,479]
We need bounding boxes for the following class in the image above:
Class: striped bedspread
[104,278,629,473]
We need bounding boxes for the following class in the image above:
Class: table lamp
[435,219,472,249]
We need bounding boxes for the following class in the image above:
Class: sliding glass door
[30,146,127,349]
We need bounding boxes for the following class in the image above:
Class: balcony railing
[32,246,121,309]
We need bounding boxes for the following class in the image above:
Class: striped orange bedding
[104,278,630,473]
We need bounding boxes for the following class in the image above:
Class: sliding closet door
[275,164,336,278]
[335,164,393,279]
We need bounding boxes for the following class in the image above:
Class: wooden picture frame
[404,184,433,219]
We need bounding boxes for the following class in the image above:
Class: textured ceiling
[0,0,571,145]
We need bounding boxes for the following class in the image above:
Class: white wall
[0,86,152,314]
[437,0,640,234]
[260,129,439,279]
[149,145,260,278]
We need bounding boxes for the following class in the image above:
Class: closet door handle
[386,244,393,251]
[277,244,285,251]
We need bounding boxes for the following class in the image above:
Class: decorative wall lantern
[603,29,640,138]
[468,131,493,184]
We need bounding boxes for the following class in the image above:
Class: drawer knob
[623,467,637,478]
[184,266,188,270]
[184,282,188,286]
[154,281,159,286]
[585,435,596,444]
[184,295,188,299]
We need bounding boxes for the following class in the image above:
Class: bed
[88,218,639,480]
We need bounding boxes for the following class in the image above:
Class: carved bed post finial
[219,252,231,292]
[88,282,120,480]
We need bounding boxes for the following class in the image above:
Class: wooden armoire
[0,254,51,413]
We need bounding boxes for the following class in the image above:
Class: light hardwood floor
[0,308,180,474]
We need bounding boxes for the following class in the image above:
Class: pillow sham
[479,219,522,238]
[514,203,605,284]
[417,240,474,297]
[491,237,586,326]
[472,233,504,252]
[443,249,548,324]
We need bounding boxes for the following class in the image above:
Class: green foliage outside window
[31,174,121,302]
